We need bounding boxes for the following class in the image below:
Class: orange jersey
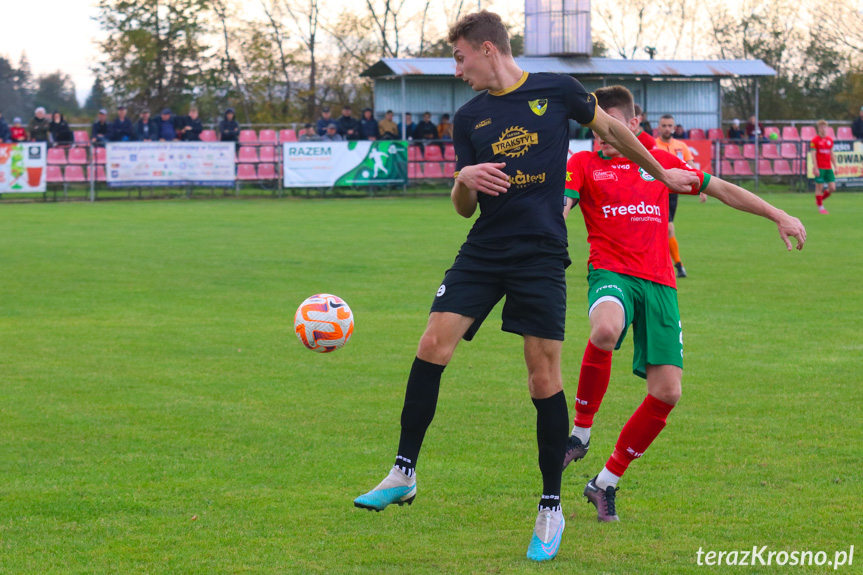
[655,138,693,165]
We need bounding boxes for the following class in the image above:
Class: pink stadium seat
[73,131,90,145]
[95,147,106,164]
[723,144,743,160]
[67,148,88,165]
[688,129,705,140]
[781,126,800,141]
[279,129,297,143]
[733,160,753,176]
[257,163,276,179]
[651,129,659,137]
[780,143,801,159]
[708,128,725,141]
[761,143,781,159]
[791,160,805,174]
[258,129,277,144]
[837,126,854,140]
[743,143,756,160]
[258,146,276,163]
[64,165,86,182]
[424,146,444,162]
[237,164,257,180]
[720,160,734,176]
[408,163,422,179]
[87,166,107,182]
[47,165,64,182]
[757,159,774,175]
[423,162,444,178]
[238,146,258,163]
[444,162,456,178]
[239,130,257,143]
[773,160,793,175]
[800,126,816,141]
[444,144,456,161]
[200,129,217,142]
[407,145,422,162]
[825,126,836,140]
[47,148,67,165]
[764,126,780,140]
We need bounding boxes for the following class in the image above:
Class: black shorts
[668,193,678,222]
[429,237,571,341]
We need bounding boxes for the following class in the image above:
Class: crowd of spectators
[299,106,456,143]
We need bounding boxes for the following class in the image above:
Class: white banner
[106,142,236,187]
[282,141,408,188]
[0,143,47,192]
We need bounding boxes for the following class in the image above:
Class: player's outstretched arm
[702,177,807,251]
[451,162,510,218]
[587,107,698,193]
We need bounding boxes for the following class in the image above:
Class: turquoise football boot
[354,467,417,511]
[526,508,565,561]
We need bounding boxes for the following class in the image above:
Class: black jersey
[453,72,596,245]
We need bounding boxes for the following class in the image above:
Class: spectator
[727,118,745,140]
[179,106,203,141]
[316,106,333,137]
[359,108,379,140]
[155,108,178,141]
[321,122,344,142]
[437,113,453,140]
[10,117,27,142]
[852,106,863,140]
[378,110,398,140]
[635,104,651,133]
[49,111,73,145]
[673,124,687,139]
[135,109,158,142]
[0,112,10,143]
[28,107,51,143]
[398,112,415,140]
[337,105,360,141]
[299,123,322,142]
[91,109,110,146]
[412,111,437,141]
[109,105,135,142]
[745,115,764,140]
[219,108,240,142]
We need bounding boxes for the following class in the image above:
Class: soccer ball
[294,294,354,353]
[769,132,779,141]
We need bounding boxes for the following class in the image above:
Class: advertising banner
[0,143,47,192]
[806,140,863,187]
[106,142,236,187]
[282,141,407,187]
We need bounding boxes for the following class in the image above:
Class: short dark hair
[386,110,393,114]
[595,85,636,120]
[634,104,643,116]
[448,10,511,56]
[660,114,675,121]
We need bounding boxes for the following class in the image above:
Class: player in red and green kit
[561,85,807,522]
[809,120,837,214]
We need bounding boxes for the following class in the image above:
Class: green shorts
[814,169,835,184]
[587,267,683,379]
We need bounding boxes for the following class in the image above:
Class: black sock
[533,391,569,505]
[539,494,561,512]
[394,357,445,477]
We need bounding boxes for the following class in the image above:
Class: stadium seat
[800,126,816,141]
[237,164,257,180]
[773,160,793,175]
[825,126,836,140]
[423,162,444,178]
[444,162,456,178]
[651,129,659,137]
[444,144,456,161]
[781,126,800,141]
[47,165,64,182]
[239,130,258,143]
[780,143,801,159]
[764,126,780,140]
[64,166,86,182]
[259,146,276,163]
[723,144,743,160]
[95,147,106,164]
[743,143,756,160]
[708,128,725,141]
[73,131,90,145]
[761,143,781,159]
[259,129,277,144]
[408,163,421,179]
[238,146,258,163]
[279,129,297,143]
[67,148,88,165]
[424,146,444,162]
[720,160,734,176]
[47,148,67,165]
[733,160,753,176]
[87,165,107,182]
[757,159,774,175]
[837,126,854,140]
[688,129,705,140]
[257,163,276,179]
[407,145,422,162]
[200,130,217,142]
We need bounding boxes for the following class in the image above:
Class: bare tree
[213,0,252,123]
[259,0,294,117]
[276,0,321,120]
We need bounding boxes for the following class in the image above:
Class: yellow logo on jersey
[529,99,548,116]
[474,118,491,130]
[566,171,572,183]
[492,126,538,158]
[509,170,546,188]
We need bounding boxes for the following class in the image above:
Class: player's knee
[416,331,455,365]
[590,323,620,351]
[652,386,681,405]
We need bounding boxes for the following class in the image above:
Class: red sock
[823,189,832,200]
[573,341,612,428]
[605,394,675,477]
[816,194,824,207]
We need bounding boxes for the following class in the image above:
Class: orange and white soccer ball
[294,294,354,353]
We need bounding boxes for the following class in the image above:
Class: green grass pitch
[1,192,860,574]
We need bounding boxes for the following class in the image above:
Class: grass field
[1,192,861,574]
